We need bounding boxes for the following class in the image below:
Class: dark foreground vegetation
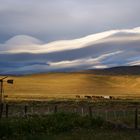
[1,100,140,139]
[18,129,140,140]
[0,113,106,139]
[0,112,140,140]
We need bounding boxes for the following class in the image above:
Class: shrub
[0,112,105,139]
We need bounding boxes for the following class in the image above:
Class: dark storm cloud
[0,0,140,42]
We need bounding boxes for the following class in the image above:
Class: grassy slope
[1,72,140,100]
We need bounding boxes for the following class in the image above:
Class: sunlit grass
[1,73,140,100]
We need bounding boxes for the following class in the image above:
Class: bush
[0,112,105,139]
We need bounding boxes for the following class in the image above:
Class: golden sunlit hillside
[1,72,140,100]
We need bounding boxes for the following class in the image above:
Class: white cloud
[127,60,140,66]
[0,27,140,54]
[49,51,122,68]
[0,27,140,74]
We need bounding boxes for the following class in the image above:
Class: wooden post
[5,104,9,118]
[81,107,84,116]
[74,107,77,113]
[47,106,50,114]
[24,105,28,117]
[105,110,108,120]
[54,105,57,113]
[31,107,34,115]
[114,111,117,120]
[123,110,126,118]
[0,80,3,104]
[0,103,3,118]
[88,106,92,117]
[135,108,138,130]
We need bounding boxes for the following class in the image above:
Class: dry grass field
[1,72,140,100]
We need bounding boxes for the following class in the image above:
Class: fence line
[0,103,139,129]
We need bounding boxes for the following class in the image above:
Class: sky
[0,0,140,43]
[0,0,140,75]
[0,27,140,74]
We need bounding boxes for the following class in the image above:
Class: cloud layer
[0,0,140,42]
[0,27,140,75]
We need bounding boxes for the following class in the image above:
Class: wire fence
[0,103,139,129]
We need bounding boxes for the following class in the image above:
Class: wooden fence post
[47,106,50,114]
[114,111,117,120]
[105,110,108,120]
[135,108,138,130]
[123,110,126,118]
[24,105,28,117]
[74,107,77,113]
[0,103,3,118]
[31,107,34,114]
[88,106,92,117]
[81,107,84,116]
[54,105,57,113]
[5,104,9,118]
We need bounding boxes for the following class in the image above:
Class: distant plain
[1,72,140,100]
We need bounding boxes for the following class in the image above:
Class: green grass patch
[0,112,108,139]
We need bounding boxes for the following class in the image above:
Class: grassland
[1,112,140,140]
[1,72,140,140]
[1,72,140,100]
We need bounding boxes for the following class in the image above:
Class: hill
[1,68,140,100]
[83,66,140,75]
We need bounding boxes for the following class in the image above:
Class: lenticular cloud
[0,27,140,75]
